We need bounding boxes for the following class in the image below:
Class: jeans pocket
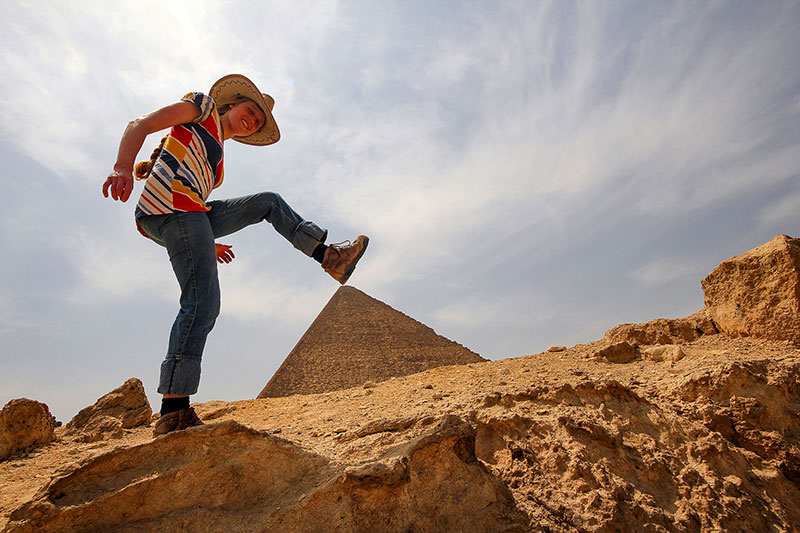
[138,214,172,246]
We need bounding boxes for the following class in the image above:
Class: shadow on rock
[6,417,527,532]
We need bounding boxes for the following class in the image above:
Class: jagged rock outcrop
[259,286,484,398]
[676,359,800,486]
[608,236,800,347]
[641,344,685,362]
[473,353,800,532]
[591,341,637,363]
[702,234,800,343]
[0,400,56,461]
[605,309,717,347]
[5,417,527,532]
[65,378,151,442]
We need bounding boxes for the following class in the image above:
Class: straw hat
[209,74,280,146]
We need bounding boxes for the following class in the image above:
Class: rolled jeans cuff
[157,355,202,396]
[292,221,327,257]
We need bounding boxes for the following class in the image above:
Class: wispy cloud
[2,1,799,420]
[434,288,556,329]
[630,257,703,286]
[757,187,800,230]
[217,258,333,324]
[62,228,175,307]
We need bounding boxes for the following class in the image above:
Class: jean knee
[256,191,282,208]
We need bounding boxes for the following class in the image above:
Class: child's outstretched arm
[103,101,200,202]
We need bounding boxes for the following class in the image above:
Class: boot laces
[330,240,352,250]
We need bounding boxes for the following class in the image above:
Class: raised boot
[322,235,369,284]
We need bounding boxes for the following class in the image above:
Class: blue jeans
[137,192,327,396]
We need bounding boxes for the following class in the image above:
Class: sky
[1,1,799,422]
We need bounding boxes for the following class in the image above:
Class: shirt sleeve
[181,92,216,123]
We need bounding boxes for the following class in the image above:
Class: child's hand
[103,169,134,202]
[215,243,235,264]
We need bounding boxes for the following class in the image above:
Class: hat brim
[209,74,280,146]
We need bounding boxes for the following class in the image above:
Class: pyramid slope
[257,286,485,398]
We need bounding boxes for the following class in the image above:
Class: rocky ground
[2,235,800,531]
[1,333,798,531]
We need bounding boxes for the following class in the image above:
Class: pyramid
[257,286,485,398]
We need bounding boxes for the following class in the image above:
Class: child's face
[227,100,266,138]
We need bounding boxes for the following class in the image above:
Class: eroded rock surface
[604,309,717,347]
[702,234,800,342]
[65,378,151,442]
[0,400,56,462]
[592,341,637,363]
[2,338,799,532]
[642,344,685,362]
[5,417,526,532]
[475,357,800,532]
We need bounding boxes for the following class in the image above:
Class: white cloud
[422,43,475,88]
[0,0,313,181]
[757,188,800,230]
[63,228,175,306]
[630,258,701,286]
[0,294,37,334]
[218,260,332,324]
[434,290,556,329]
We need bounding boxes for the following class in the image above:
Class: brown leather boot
[322,235,369,284]
[153,407,204,437]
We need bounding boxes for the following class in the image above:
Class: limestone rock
[642,344,685,362]
[593,341,637,363]
[3,335,800,532]
[66,378,151,442]
[702,234,800,342]
[75,416,124,443]
[0,399,56,461]
[605,309,717,346]
[5,417,527,532]
[475,359,800,532]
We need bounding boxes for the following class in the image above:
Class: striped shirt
[135,92,224,236]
